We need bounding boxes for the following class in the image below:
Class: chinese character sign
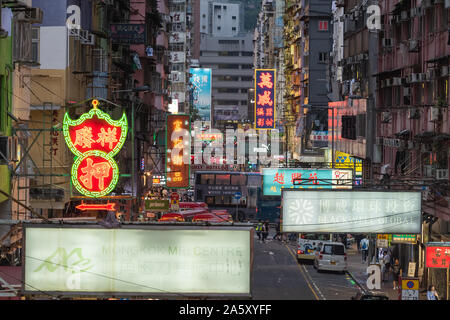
[189,68,212,121]
[425,244,450,268]
[63,99,128,197]
[262,168,352,196]
[255,69,276,129]
[166,115,190,188]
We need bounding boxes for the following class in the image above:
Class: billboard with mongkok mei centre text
[23,225,252,297]
[281,190,422,234]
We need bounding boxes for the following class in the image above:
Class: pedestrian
[355,234,362,251]
[383,250,391,282]
[262,220,269,243]
[256,220,263,242]
[360,235,369,262]
[427,285,439,300]
[273,221,281,241]
[392,258,402,290]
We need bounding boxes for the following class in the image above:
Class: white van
[314,241,347,273]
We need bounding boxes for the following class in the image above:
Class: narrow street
[252,231,361,300]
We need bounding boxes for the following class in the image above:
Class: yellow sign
[377,234,389,240]
[334,151,362,175]
[401,278,419,291]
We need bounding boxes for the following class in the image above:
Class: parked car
[351,290,389,300]
[314,241,347,273]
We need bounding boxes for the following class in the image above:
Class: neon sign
[166,114,190,188]
[63,99,128,197]
[255,69,276,130]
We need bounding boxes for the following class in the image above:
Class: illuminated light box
[189,68,212,121]
[425,243,450,269]
[281,190,422,233]
[262,168,352,196]
[63,99,127,197]
[23,225,252,297]
[255,69,276,130]
[166,114,190,188]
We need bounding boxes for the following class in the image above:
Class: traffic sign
[234,192,242,200]
[401,278,419,300]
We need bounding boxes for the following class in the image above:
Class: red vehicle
[192,213,228,223]
[210,210,233,222]
[158,213,184,222]
[179,202,208,210]
[178,208,210,222]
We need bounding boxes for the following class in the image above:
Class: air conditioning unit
[408,108,420,119]
[407,141,415,150]
[409,73,419,83]
[393,77,402,86]
[404,87,411,96]
[410,8,417,17]
[401,11,409,21]
[81,33,95,45]
[380,80,386,88]
[440,66,449,77]
[418,73,427,82]
[382,38,393,48]
[69,28,80,37]
[385,78,393,87]
[381,111,392,123]
[21,7,43,24]
[408,39,419,52]
[430,106,441,121]
[436,169,449,180]
[423,165,434,177]
[416,6,425,16]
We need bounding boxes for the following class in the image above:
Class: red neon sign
[76,203,116,211]
[255,69,276,129]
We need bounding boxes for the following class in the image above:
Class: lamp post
[112,86,150,220]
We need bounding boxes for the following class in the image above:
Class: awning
[426,54,450,63]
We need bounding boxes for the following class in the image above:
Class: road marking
[284,244,320,300]
[300,263,326,300]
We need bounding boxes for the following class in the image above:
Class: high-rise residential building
[199,0,243,36]
[284,0,333,162]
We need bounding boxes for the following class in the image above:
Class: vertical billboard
[255,69,276,129]
[189,68,212,121]
[262,168,352,196]
[166,114,190,188]
[281,190,422,233]
[23,225,252,297]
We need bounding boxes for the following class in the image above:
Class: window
[218,51,239,56]
[322,244,345,255]
[247,175,261,186]
[216,75,239,81]
[241,76,253,81]
[31,27,39,63]
[205,196,214,205]
[219,40,239,45]
[241,64,253,69]
[202,25,206,29]
[202,14,206,18]
[218,88,239,93]
[232,27,236,31]
[200,174,215,185]
[218,15,221,19]
[341,115,357,140]
[319,52,328,63]
[218,64,239,69]
[241,52,253,56]
[241,89,248,93]
[215,174,230,185]
[217,26,221,30]
[357,114,366,137]
[232,16,236,19]
[318,20,329,31]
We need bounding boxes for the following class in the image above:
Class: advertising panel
[334,150,363,176]
[166,114,190,188]
[281,190,422,233]
[23,225,252,296]
[189,68,212,121]
[255,69,276,129]
[145,199,170,211]
[425,243,450,268]
[262,168,352,196]
[110,24,146,44]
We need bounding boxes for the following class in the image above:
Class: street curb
[345,269,366,291]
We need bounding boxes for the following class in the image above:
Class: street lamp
[112,86,150,220]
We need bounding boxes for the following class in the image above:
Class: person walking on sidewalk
[427,285,439,300]
[262,221,269,243]
[392,258,402,290]
[382,250,391,282]
[360,236,369,262]
[256,220,263,242]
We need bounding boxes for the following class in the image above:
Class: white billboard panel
[282,190,421,233]
[24,226,251,296]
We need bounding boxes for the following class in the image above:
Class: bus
[193,171,280,222]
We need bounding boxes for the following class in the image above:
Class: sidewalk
[346,244,401,300]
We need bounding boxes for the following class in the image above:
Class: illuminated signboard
[195,132,222,141]
[425,243,450,268]
[262,168,352,196]
[391,234,417,244]
[334,151,363,176]
[23,225,252,296]
[63,99,127,197]
[281,190,422,233]
[166,114,190,188]
[255,69,276,130]
[189,68,212,121]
